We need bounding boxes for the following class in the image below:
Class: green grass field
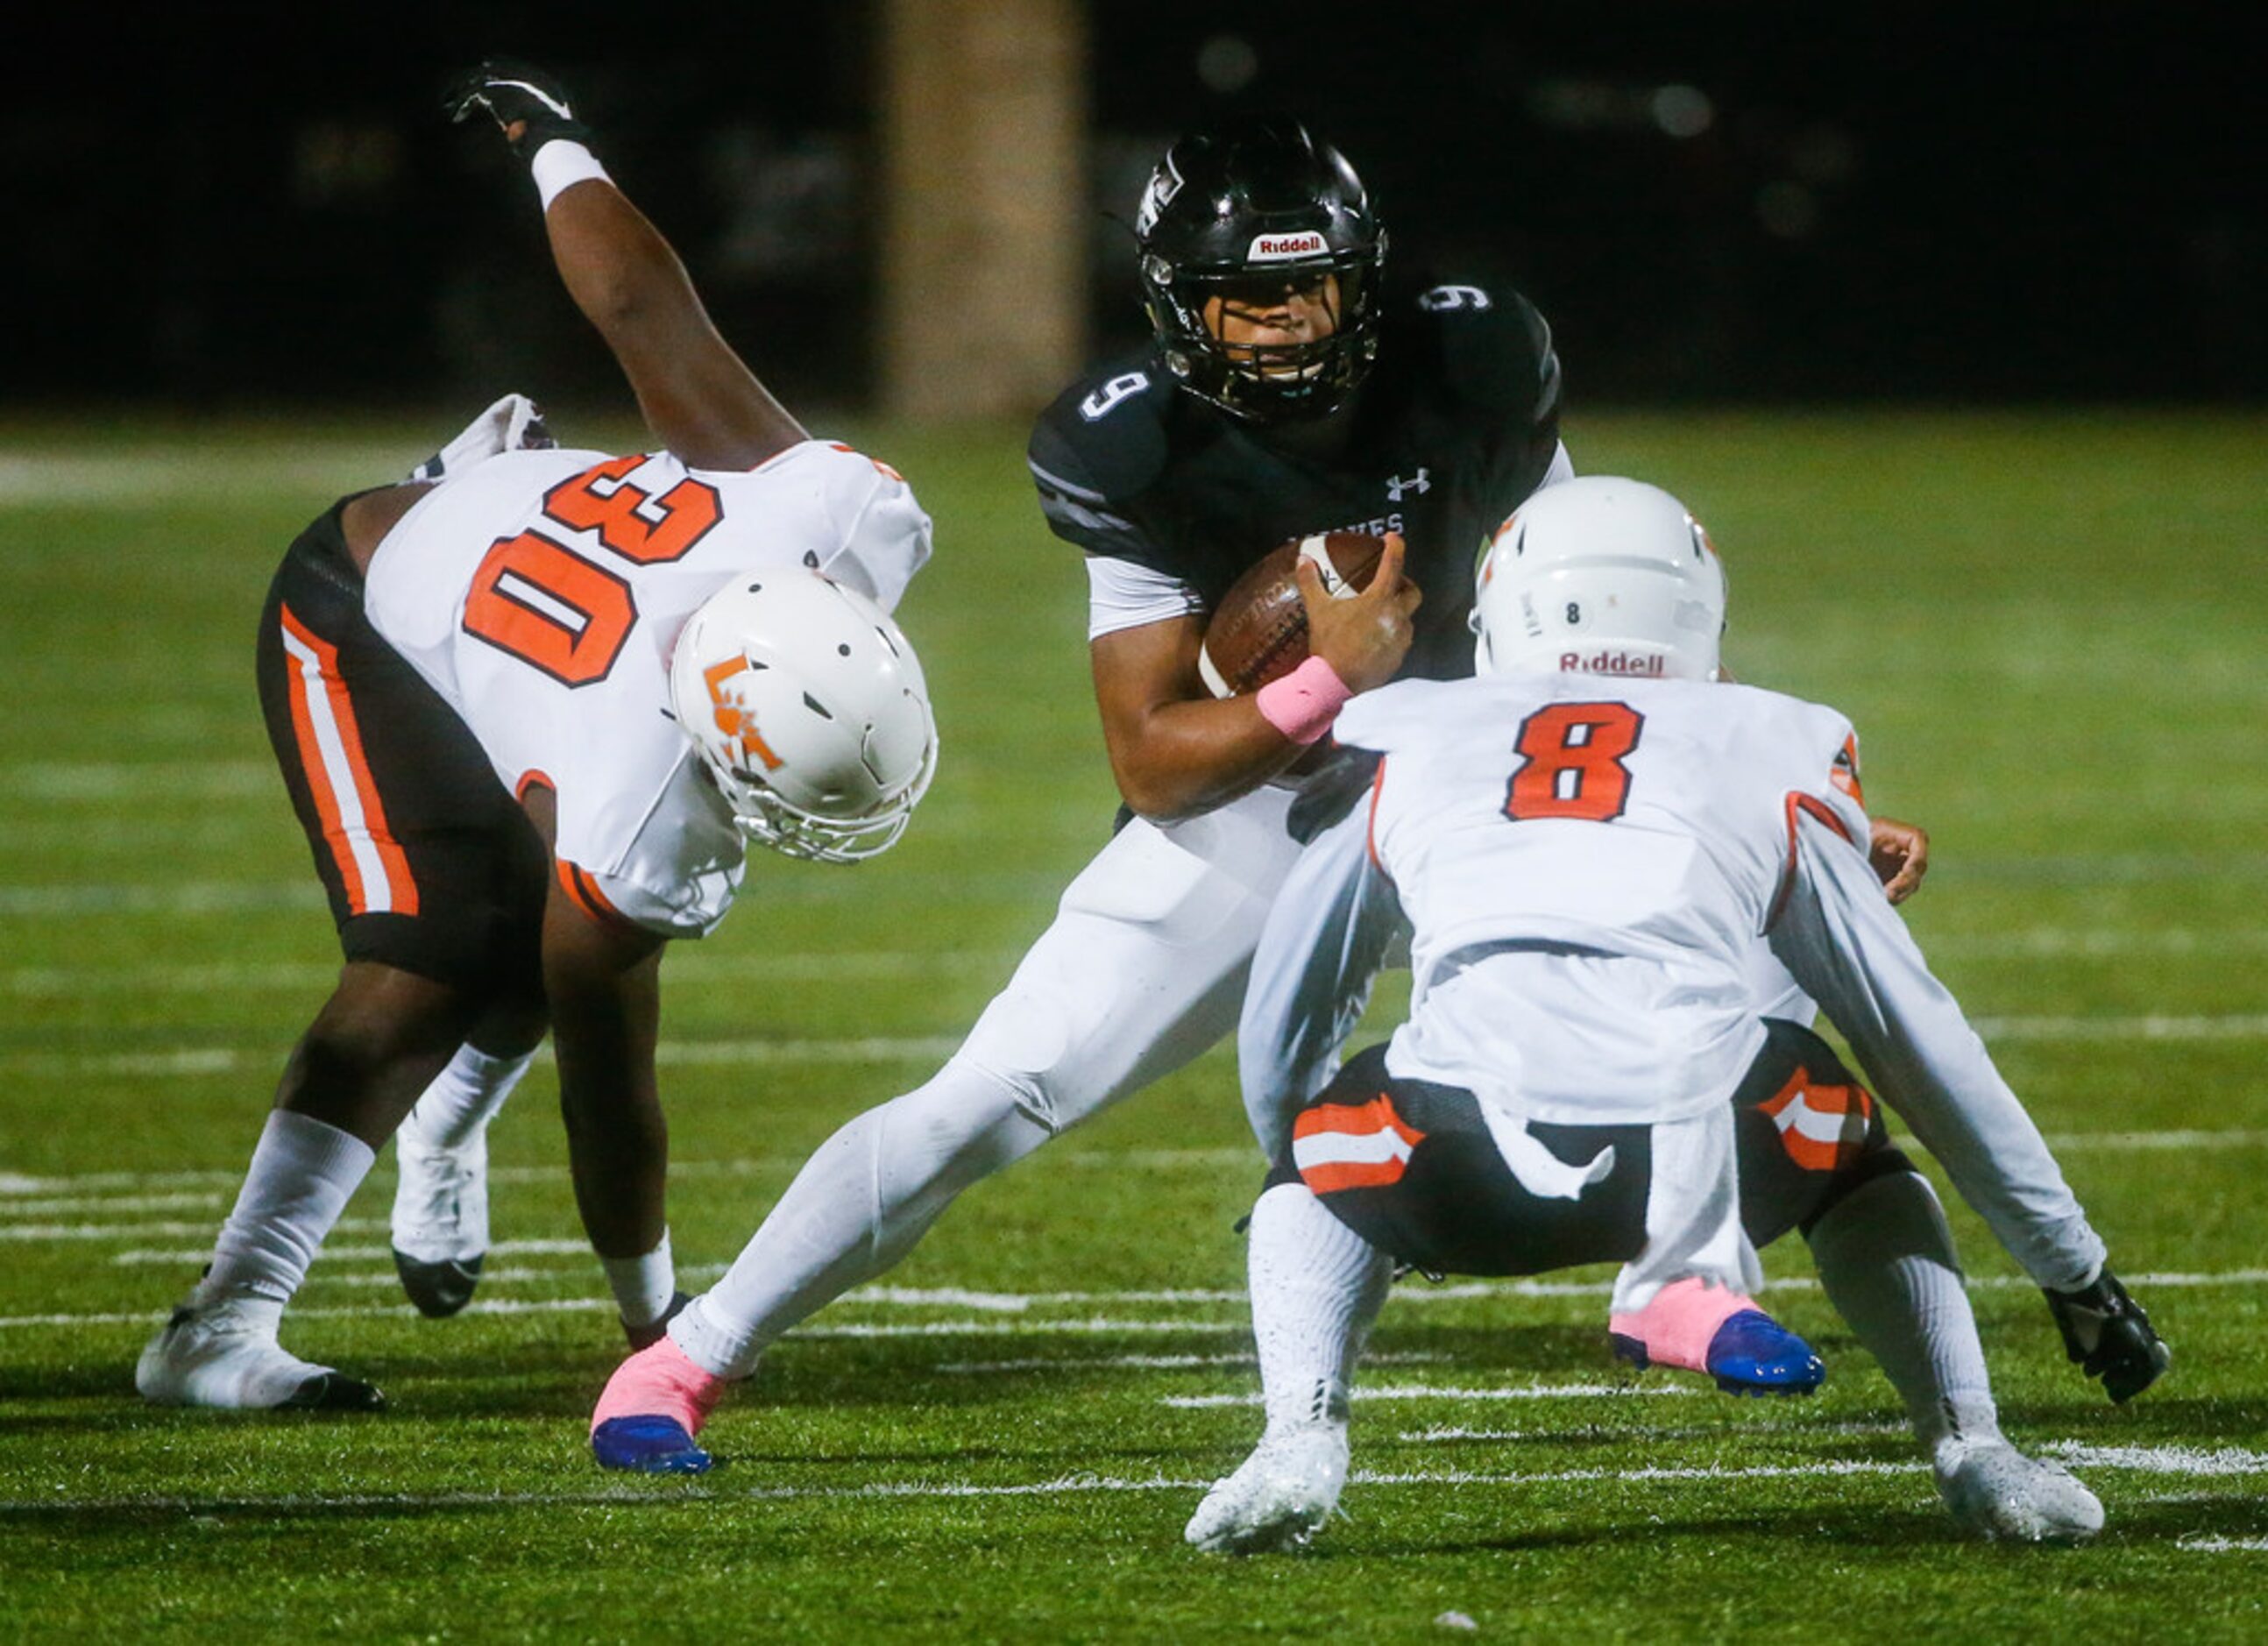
[1,408,2263,1641]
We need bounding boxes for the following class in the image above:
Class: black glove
[445,58,593,158]
[2045,1267,2171,1403]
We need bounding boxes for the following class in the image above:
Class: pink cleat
[590,1335,729,1473]
[1610,1276,1825,1396]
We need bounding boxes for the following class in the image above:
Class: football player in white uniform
[1184,478,2168,1550]
[136,62,937,1412]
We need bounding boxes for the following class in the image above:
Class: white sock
[677,1060,1048,1378]
[1609,1104,1761,1315]
[601,1230,677,1330]
[400,1042,534,1151]
[193,1110,376,1307]
[1806,1168,2002,1451]
[1248,1182,1393,1436]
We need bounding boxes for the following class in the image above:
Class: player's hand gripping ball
[1197,532,1387,698]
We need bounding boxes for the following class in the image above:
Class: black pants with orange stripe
[1270,1021,1911,1278]
[255,496,547,998]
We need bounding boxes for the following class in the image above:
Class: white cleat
[1935,1437,2103,1543]
[136,1297,385,1412]
[390,1114,490,1318]
[1185,1425,1350,1554]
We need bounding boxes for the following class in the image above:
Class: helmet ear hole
[667,571,939,864]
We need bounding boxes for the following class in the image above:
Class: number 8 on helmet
[1470,476,1729,683]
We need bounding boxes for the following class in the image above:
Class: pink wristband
[1255,656,1352,745]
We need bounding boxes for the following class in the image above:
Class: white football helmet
[668,571,937,863]
[1470,476,1727,681]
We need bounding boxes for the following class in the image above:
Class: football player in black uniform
[587,122,2158,1487]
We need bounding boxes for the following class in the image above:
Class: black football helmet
[1134,118,1386,422]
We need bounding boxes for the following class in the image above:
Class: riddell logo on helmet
[1247,231,1328,262]
[1562,650,1664,676]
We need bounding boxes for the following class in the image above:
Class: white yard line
[2046,1443,2268,1478]
[7,1128,2262,1203]
[937,1350,1447,1375]
[11,1017,2268,1083]
[3,1443,2257,1516]
[6,925,2261,994]
[1165,1383,1690,1408]
[3,952,1015,997]
[1395,1420,1909,1444]
[0,450,402,505]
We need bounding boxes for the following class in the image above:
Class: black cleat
[624,1290,693,1351]
[283,1370,389,1412]
[393,1249,484,1318]
[2045,1267,2171,1403]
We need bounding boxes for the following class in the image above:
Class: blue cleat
[1702,1309,1825,1397]
[592,1415,714,1474]
[1609,1278,1824,1398]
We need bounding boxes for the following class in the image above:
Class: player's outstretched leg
[589,1059,1053,1469]
[1608,1277,1825,1397]
[391,1043,535,1316]
[1806,1167,2103,1542]
[1187,1182,1392,1554]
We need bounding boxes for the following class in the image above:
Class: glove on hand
[446,59,593,158]
[2045,1266,2171,1403]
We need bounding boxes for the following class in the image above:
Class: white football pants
[677,785,1315,1376]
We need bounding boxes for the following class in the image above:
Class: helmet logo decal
[703,656,783,771]
[1558,649,1665,677]
[1247,231,1329,262]
[1134,154,1184,236]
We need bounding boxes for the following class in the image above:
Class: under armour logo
[1386,469,1430,501]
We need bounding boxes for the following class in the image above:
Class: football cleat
[624,1290,693,1352]
[2045,1268,2170,1404]
[136,1300,386,1412]
[390,1115,489,1318]
[1698,1309,1827,1397]
[1609,1277,1825,1396]
[590,1336,728,1475]
[1185,1425,1350,1554]
[1935,1437,2104,1543]
[591,1415,712,1476]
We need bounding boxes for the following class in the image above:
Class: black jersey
[1029,281,1563,682]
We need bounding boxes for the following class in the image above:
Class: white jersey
[365,439,932,936]
[1340,674,1866,1127]
[1338,670,2104,1287]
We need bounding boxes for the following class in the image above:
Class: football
[1197,531,1386,697]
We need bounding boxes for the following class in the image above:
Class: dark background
[7,2,2258,413]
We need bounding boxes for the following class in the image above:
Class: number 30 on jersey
[460,458,724,685]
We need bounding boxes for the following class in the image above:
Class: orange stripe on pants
[279,604,418,917]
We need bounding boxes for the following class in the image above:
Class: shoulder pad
[1030,357,1173,506]
[1400,283,1561,429]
